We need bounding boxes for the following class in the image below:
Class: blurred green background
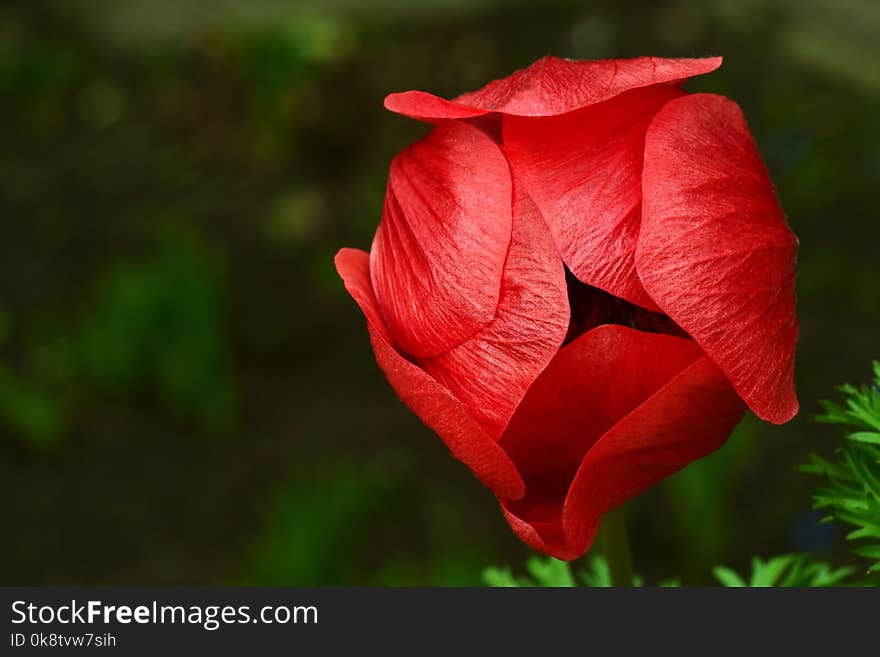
[2,0,878,585]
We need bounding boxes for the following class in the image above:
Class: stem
[597,505,634,587]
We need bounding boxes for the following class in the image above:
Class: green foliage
[484,553,852,588]
[577,555,614,587]
[226,15,353,163]
[0,364,65,447]
[483,556,680,588]
[247,466,397,586]
[484,558,576,587]
[484,557,578,587]
[76,227,238,430]
[802,361,880,572]
[0,308,66,447]
[816,361,880,437]
[712,554,854,587]
[0,226,238,445]
[234,14,351,102]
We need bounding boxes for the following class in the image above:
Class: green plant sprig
[802,361,880,572]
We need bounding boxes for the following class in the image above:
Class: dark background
[2,0,878,585]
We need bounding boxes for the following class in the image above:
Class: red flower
[335,56,798,560]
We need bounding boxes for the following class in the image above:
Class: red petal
[384,56,721,121]
[637,93,798,424]
[335,248,525,499]
[370,121,513,359]
[504,85,683,309]
[383,90,488,122]
[497,325,744,560]
[560,356,744,558]
[418,182,569,439]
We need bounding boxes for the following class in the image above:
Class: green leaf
[712,566,747,587]
[848,431,880,445]
[749,555,797,586]
[578,555,613,587]
[526,557,576,587]
[853,545,880,560]
[482,567,528,587]
[0,364,66,446]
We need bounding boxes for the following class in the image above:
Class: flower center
[563,268,686,344]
